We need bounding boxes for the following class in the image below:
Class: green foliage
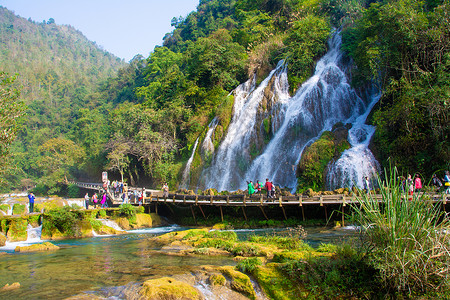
[204,230,238,241]
[67,184,80,198]
[281,243,376,298]
[236,257,263,273]
[352,167,450,294]
[12,203,26,215]
[284,14,330,92]
[43,206,82,236]
[0,204,10,213]
[231,242,262,256]
[97,209,107,219]
[342,0,450,177]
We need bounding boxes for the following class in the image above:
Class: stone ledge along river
[0,225,357,299]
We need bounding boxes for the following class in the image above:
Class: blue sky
[0,0,199,61]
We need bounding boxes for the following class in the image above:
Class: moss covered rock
[219,266,256,300]
[0,233,6,246]
[138,277,202,300]
[6,218,27,242]
[96,225,125,235]
[135,213,152,228]
[15,242,59,252]
[209,273,226,286]
[253,263,305,300]
[12,204,26,215]
[115,217,131,230]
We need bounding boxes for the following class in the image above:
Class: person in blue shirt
[28,192,35,213]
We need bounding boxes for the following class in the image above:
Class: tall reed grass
[352,167,450,294]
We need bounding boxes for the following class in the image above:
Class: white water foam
[180,137,200,189]
[0,224,43,251]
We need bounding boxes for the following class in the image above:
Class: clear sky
[0,0,199,61]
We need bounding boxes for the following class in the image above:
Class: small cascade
[6,204,12,216]
[99,219,124,232]
[201,117,219,155]
[325,93,381,189]
[180,137,200,189]
[27,224,43,242]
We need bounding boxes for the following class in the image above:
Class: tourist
[270,182,275,198]
[255,180,261,194]
[407,174,414,200]
[444,171,450,194]
[119,181,124,194]
[92,193,98,208]
[247,181,255,196]
[364,176,370,194]
[414,174,422,193]
[265,179,273,198]
[101,193,108,208]
[162,182,169,198]
[28,192,35,213]
[84,193,90,209]
[431,174,442,192]
[121,192,126,203]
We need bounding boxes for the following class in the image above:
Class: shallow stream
[0,225,357,299]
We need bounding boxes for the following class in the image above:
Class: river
[0,225,357,299]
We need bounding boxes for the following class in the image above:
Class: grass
[351,167,450,295]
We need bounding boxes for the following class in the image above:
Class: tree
[106,142,130,182]
[0,72,25,183]
[37,137,86,193]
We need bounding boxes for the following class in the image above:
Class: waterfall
[99,219,124,232]
[180,137,200,189]
[201,31,380,192]
[325,93,381,189]
[26,224,42,243]
[201,117,219,155]
[201,61,290,191]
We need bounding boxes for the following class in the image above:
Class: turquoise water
[0,226,356,299]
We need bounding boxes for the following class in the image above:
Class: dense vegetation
[0,0,448,195]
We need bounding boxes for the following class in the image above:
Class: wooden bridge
[72,181,449,224]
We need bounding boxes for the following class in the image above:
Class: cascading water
[180,137,200,189]
[201,117,219,155]
[99,219,124,232]
[325,95,381,189]
[200,61,290,191]
[27,224,42,242]
[201,31,380,191]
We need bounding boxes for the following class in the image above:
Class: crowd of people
[397,171,450,199]
[247,178,276,199]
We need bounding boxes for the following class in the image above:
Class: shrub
[119,204,135,218]
[43,206,82,236]
[97,209,107,219]
[0,204,10,213]
[231,243,261,256]
[67,184,80,198]
[204,230,237,241]
[352,167,450,294]
[236,257,263,273]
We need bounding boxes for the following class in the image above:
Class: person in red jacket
[265,179,273,198]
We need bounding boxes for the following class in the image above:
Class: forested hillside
[1,0,448,195]
[0,7,126,192]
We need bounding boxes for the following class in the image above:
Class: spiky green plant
[352,167,450,294]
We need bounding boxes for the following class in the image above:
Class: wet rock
[15,242,59,252]
[115,217,131,230]
[138,277,203,300]
[1,282,20,291]
[219,266,257,300]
